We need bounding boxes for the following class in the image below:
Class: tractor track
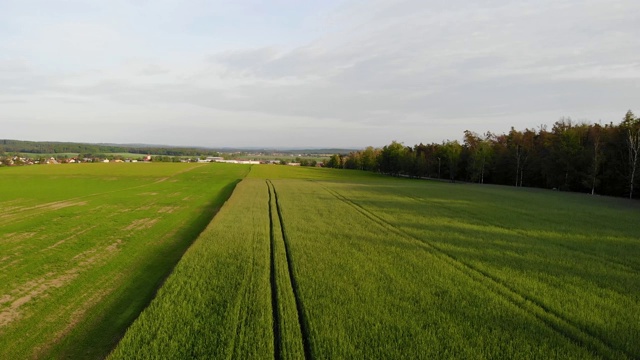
[267,180,312,360]
[320,184,631,360]
[267,182,282,359]
[403,193,640,275]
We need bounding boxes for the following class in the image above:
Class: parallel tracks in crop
[320,184,632,360]
[267,180,312,360]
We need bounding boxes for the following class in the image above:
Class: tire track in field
[267,182,282,359]
[403,193,640,275]
[267,180,312,360]
[401,192,640,309]
[320,184,630,360]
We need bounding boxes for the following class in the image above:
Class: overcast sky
[1,0,638,148]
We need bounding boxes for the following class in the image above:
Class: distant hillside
[0,139,221,157]
[0,139,357,157]
[217,147,358,155]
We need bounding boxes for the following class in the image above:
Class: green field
[108,166,640,359]
[0,163,249,359]
[2,164,639,358]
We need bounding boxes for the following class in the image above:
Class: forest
[326,110,640,199]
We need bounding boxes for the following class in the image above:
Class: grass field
[0,162,249,359]
[109,165,640,359]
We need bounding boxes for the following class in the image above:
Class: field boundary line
[268,180,312,360]
[319,184,629,360]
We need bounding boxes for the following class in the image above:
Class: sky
[1,0,639,148]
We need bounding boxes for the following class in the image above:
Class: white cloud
[0,0,638,147]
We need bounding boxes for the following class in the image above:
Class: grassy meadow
[0,162,249,359]
[109,165,640,359]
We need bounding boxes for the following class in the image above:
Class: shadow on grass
[45,179,242,360]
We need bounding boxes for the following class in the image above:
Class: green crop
[112,165,640,358]
[0,163,249,359]
[109,178,273,359]
[4,164,639,359]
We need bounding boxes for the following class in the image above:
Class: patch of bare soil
[44,226,97,251]
[0,199,29,216]
[0,205,25,213]
[0,272,79,327]
[0,295,12,305]
[105,239,123,253]
[157,206,178,214]
[31,241,127,358]
[0,201,87,225]
[123,218,158,231]
[0,239,125,329]
[44,201,87,211]
[0,259,20,273]
[1,232,37,244]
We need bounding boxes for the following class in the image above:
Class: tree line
[0,140,221,157]
[325,110,640,199]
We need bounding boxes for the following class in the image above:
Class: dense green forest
[326,110,640,199]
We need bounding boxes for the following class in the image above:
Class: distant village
[0,154,324,167]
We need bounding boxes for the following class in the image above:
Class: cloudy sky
[1,0,638,148]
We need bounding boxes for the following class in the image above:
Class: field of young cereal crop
[110,165,640,359]
[0,162,249,359]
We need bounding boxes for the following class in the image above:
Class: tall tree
[443,140,462,182]
[507,128,534,187]
[326,154,342,168]
[622,110,640,199]
[464,130,493,184]
[585,124,604,195]
[343,152,361,169]
[379,141,405,176]
[399,146,417,176]
[360,146,379,171]
[549,118,586,191]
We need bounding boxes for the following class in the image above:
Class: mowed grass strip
[0,163,249,359]
[108,178,273,359]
